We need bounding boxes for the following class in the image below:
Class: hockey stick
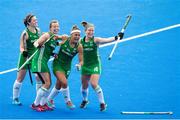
[18,34,55,71]
[27,65,33,85]
[108,15,132,60]
[22,32,33,85]
[121,111,173,115]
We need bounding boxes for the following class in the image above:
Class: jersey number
[94,67,98,72]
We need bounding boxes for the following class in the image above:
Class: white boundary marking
[100,23,180,48]
[0,68,17,75]
[0,24,180,75]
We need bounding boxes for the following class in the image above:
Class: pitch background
[0,0,180,119]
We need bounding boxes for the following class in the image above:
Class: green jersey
[31,32,57,72]
[26,28,40,56]
[17,28,40,69]
[53,37,78,77]
[80,36,101,75]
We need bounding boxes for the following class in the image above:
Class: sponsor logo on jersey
[84,48,94,51]
[62,49,73,57]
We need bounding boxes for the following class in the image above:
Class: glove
[118,32,124,40]
[114,32,124,40]
[114,35,118,40]
[22,51,28,57]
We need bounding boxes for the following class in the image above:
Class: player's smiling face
[71,32,80,43]
[50,23,59,34]
[29,16,38,27]
[86,27,94,38]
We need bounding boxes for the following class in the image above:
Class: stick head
[169,112,173,115]
[126,14,132,18]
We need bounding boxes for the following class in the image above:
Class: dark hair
[24,14,35,27]
[81,21,88,27]
[49,20,59,29]
[81,21,94,31]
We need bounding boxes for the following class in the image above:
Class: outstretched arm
[94,37,116,45]
[55,34,69,46]
[94,32,124,45]
[34,32,50,47]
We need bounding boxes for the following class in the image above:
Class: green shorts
[52,60,71,78]
[31,58,50,73]
[17,53,30,69]
[81,63,101,75]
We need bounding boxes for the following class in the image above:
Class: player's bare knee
[35,74,40,81]
[91,83,98,89]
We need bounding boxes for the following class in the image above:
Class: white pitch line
[0,68,17,75]
[0,24,180,75]
[100,23,180,48]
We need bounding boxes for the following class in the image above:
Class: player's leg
[32,72,52,111]
[90,74,107,111]
[47,80,62,108]
[12,69,27,105]
[80,75,90,108]
[55,71,75,109]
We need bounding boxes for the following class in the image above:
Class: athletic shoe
[80,100,89,108]
[31,103,45,112]
[100,103,107,111]
[47,99,55,108]
[12,98,22,106]
[66,101,75,110]
[42,104,53,111]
